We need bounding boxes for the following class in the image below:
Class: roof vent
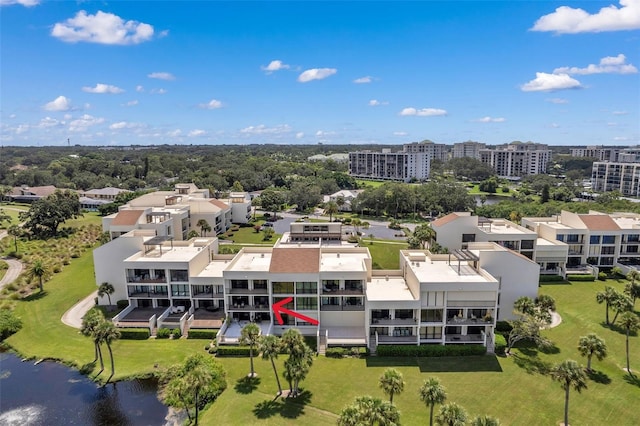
[385,275,389,281]
[261,253,265,258]
[337,253,340,258]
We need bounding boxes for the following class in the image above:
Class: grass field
[467,184,514,197]
[360,239,408,269]
[221,225,281,245]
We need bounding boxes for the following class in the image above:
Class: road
[0,257,23,291]
[61,291,98,329]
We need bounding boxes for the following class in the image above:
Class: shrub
[188,329,218,339]
[303,336,317,349]
[567,274,596,282]
[326,347,346,358]
[539,275,565,283]
[325,346,369,358]
[0,309,22,340]
[172,328,182,338]
[119,328,150,340]
[494,334,507,355]
[116,300,129,309]
[598,272,607,281]
[208,347,218,355]
[495,321,513,333]
[156,328,171,339]
[216,346,252,357]
[376,344,486,357]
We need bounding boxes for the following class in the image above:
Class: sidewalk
[61,290,98,329]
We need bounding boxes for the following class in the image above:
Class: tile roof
[431,212,459,227]
[84,187,130,196]
[112,209,144,226]
[209,199,229,210]
[269,248,320,274]
[579,215,621,231]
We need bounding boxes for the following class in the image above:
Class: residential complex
[452,141,486,159]
[479,142,551,178]
[94,223,540,353]
[571,146,620,162]
[591,148,640,196]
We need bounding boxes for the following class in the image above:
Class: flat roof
[228,251,272,272]
[366,276,416,302]
[320,252,368,272]
[409,259,495,284]
[197,259,231,278]
[479,221,535,236]
[125,244,207,263]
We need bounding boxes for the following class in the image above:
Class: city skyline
[1,0,639,147]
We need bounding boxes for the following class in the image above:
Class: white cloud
[297,68,337,83]
[295,132,304,139]
[136,85,144,93]
[612,110,629,115]
[124,100,139,107]
[354,76,373,84]
[553,54,638,75]
[37,117,61,128]
[15,124,29,134]
[167,129,182,138]
[51,10,155,45]
[550,123,561,128]
[9,114,17,119]
[531,0,640,33]
[547,98,569,104]
[82,83,125,94]
[198,99,223,109]
[150,88,167,95]
[188,129,206,137]
[240,124,292,135]
[315,130,336,137]
[368,99,389,106]
[521,72,582,92]
[43,95,71,111]
[261,60,290,73]
[614,136,630,141]
[393,131,408,136]
[63,113,72,120]
[148,72,175,80]
[69,114,104,132]
[399,107,448,117]
[0,0,40,7]
[473,116,506,123]
[109,121,143,130]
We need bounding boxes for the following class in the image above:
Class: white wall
[93,236,145,304]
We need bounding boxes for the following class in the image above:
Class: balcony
[445,334,484,343]
[127,286,168,298]
[321,286,364,296]
[378,335,417,343]
[126,275,166,284]
[228,287,269,295]
[371,318,417,326]
[321,303,365,312]
[228,303,270,311]
[446,317,493,326]
[192,289,224,298]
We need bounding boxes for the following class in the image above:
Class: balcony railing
[371,318,417,326]
[127,276,166,284]
[445,334,484,343]
[192,290,224,298]
[446,317,493,326]
[227,288,269,295]
[228,304,270,311]
[128,290,168,298]
[320,304,365,311]
[322,288,364,296]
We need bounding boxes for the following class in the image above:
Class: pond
[0,352,180,426]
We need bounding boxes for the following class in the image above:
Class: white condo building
[452,141,486,159]
[479,142,551,178]
[94,223,540,352]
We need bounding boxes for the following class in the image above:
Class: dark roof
[269,248,320,273]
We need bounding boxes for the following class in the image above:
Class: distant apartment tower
[591,148,640,196]
[453,141,486,159]
[479,142,551,178]
[349,140,448,182]
[571,146,619,162]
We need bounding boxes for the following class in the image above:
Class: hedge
[376,344,486,357]
[539,275,565,282]
[494,334,507,355]
[495,321,513,333]
[119,328,150,340]
[188,329,218,339]
[116,300,129,309]
[156,328,172,339]
[303,336,317,349]
[216,346,252,357]
[567,274,596,282]
[325,347,369,358]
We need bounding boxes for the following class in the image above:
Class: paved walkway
[547,311,562,329]
[0,257,23,291]
[61,290,98,329]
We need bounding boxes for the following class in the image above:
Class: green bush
[598,272,607,281]
[119,328,150,340]
[208,347,218,355]
[172,328,181,338]
[376,344,486,357]
[216,346,252,357]
[539,275,565,282]
[326,347,346,358]
[0,309,23,340]
[325,347,369,358]
[116,300,129,309]
[494,334,507,355]
[156,328,172,339]
[188,329,218,339]
[495,321,513,333]
[303,336,317,349]
[567,274,596,282]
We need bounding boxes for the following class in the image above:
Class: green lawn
[222,225,281,245]
[467,184,513,197]
[0,206,27,228]
[360,239,408,269]
[355,179,385,189]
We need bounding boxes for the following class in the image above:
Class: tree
[596,286,619,325]
[187,230,200,239]
[259,188,286,218]
[624,274,640,308]
[379,368,404,404]
[262,227,275,241]
[577,333,607,372]
[27,260,48,292]
[505,314,552,355]
[0,309,22,340]
[7,224,22,253]
[232,180,244,192]
[611,266,623,278]
[419,377,447,426]
[541,184,550,203]
[550,360,587,426]
[436,402,468,426]
[98,282,115,306]
[196,219,212,237]
[259,334,283,395]
[161,353,227,426]
[514,296,536,316]
[336,195,346,211]
[471,415,501,426]
[281,328,314,397]
[610,292,633,324]
[97,320,121,383]
[19,190,81,238]
[81,308,105,370]
[338,395,400,426]
[618,311,640,378]
[239,322,261,378]
[324,201,338,222]
[412,224,436,249]
[0,209,11,228]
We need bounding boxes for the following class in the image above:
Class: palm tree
[323,201,338,222]
[471,415,501,426]
[577,333,607,372]
[379,368,404,404]
[514,296,535,316]
[81,308,105,370]
[338,395,400,426]
[596,286,619,325]
[97,320,121,384]
[625,278,640,308]
[618,311,640,378]
[259,334,283,395]
[196,219,211,237]
[610,292,633,324]
[98,282,115,306]
[7,224,22,253]
[239,322,261,378]
[283,346,314,396]
[419,377,447,426]
[27,260,48,292]
[436,402,468,426]
[550,359,587,426]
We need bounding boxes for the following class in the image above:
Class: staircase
[318,334,327,355]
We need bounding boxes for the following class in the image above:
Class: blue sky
[1,1,639,147]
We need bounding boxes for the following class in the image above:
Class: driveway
[0,257,23,291]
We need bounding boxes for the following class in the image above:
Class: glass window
[521,240,534,250]
[296,282,317,294]
[590,235,601,244]
[462,234,476,243]
[170,270,188,282]
[556,234,565,242]
[602,235,616,244]
[420,326,442,339]
[231,280,248,289]
[171,284,189,297]
[253,280,268,290]
[420,309,443,322]
[345,280,363,292]
[296,297,318,310]
[272,282,294,294]
[601,246,615,255]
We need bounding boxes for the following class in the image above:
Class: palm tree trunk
[626,331,632,377]
[39,277,43,292]
[564,386,570,426]
[93,342,99,363]
[194,390,199,426]
[96,343,104,376]
[105,343,115,384]
[390,392,394,404]
[605,303,610,324]
[429,404,434,426]
[249,346,254,377]
[587,354,592,371]
[270,357,282,395]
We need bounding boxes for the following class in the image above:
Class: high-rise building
[479,142,551,178]
[453,141,486,159]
